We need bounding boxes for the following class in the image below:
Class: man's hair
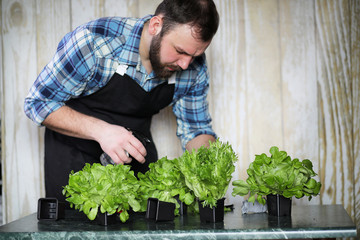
[154,0,219,42]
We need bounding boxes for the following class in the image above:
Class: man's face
[149,24,210,78]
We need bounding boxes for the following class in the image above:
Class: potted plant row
[62,139,238,224]
[232,146,322,217]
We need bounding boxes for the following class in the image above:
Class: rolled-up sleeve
[24,28,97,125]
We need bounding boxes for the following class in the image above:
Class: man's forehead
[167,24,210,54]
[170,23,203,40]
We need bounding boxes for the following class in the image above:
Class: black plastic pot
[37,198,65,221]
[146,198,175,222]
[198,198,225,223]
[174,195,187,216]
[267,194,292,217]
[96,211,117,225]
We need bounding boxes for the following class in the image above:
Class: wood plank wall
[1,0,359,238]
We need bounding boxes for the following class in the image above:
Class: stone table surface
[0,204,357,239]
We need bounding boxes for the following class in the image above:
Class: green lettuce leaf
[63,163,141,223]
[177,139,238,208]
[137,156,196,214]
[232,146,322,204]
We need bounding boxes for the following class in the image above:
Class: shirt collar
[118,14,153,66]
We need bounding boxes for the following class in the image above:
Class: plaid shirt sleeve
[172,55,217,149]
[24,19,123,125]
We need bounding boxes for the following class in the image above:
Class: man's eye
[175,48,186,55]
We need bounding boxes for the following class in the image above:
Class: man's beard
[149,34,181,79]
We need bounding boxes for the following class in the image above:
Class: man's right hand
[42,106,147,164]
[96,125,147,164]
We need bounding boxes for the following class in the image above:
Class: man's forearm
[42,105,147,164]
[42,105,106,141]
[185,134,216,152]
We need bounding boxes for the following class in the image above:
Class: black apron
[44,70,175,202]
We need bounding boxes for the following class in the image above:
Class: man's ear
[148,16,163,36]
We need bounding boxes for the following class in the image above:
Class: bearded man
[24,0,219,203]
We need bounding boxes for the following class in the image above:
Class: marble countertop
[0,204,357,239]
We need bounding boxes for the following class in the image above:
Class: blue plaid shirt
[24,15,216,149]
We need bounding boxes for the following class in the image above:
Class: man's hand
[185,134,216,152]
[42,106,147,164]
[96,125,146,164]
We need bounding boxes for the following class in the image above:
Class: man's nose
[177,55,193,70]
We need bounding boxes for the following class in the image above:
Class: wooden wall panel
[316,0,354,215]
[350,0,360,237]
[36,0,71,71]
[244,0,284,156]
[138,0,161,17]
[2,0,42,222]
[0,0,3,223]
[279,0,319,205]
[71,0,105,28]
[105,0,139,17]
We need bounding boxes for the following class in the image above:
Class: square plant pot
[146,198,175,222]
[96,211,117,226]
[198,198,225,223]
[37,198,65,221]
[146,198,158,219]
[267,194,292,217]
[174,195,187,216]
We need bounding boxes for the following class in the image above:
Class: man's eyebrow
[175,47,198,57]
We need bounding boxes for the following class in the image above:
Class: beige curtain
[1,0,359,237]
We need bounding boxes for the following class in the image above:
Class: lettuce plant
[232,146,321,204]
[137,156,196,214]
[62,163,141,223]
[177,139,238,208]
